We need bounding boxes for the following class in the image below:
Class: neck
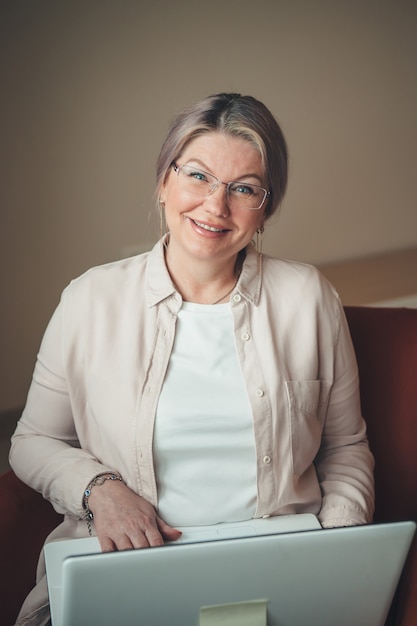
[210,279,239,305]
[165,245,243,305]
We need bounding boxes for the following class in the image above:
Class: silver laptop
[44,516,415,626]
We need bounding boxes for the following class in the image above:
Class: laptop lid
[45,514,321,626]
[46,518,415,626]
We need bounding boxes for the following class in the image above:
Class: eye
[230,183,257,197]
[183,166,209,183]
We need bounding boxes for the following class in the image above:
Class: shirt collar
[146,237,177,308]
[237,243,263,306]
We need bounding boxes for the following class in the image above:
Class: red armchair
[344,306,417,625]
[1,306,416,625]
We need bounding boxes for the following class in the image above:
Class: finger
[130,531,154,549]
[99,532,139,552]
[99,536,117,553]
[142,525,165,547]
[114,535,137,551]
[157,517,182,542]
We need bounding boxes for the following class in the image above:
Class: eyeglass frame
[172,163,271,210]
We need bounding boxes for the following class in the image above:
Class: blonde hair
[156,93,288,220]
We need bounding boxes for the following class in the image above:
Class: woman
[10,93,374,624]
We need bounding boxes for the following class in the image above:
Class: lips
[192,219,229,233]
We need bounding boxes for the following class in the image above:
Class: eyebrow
[184,158,264,184]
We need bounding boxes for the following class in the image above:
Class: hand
[87,479,182,552]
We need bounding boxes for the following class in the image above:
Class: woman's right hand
[87,478,182,552]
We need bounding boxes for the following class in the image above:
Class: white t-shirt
[153,301,257,526]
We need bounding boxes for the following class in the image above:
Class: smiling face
[161,132,266,270]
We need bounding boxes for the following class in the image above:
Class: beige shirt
[10,239,375,533]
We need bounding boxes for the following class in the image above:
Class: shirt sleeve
[315,302,375,527]
[9,293,116,518]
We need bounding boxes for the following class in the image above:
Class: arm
[9,299,113,520]
[9,294,180,549]
[315,305,375,528]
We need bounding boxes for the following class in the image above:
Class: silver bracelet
[83,472,123,535]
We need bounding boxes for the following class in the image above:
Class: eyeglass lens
[175,164,267,210]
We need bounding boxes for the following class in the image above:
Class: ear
[159,181,166,204]
[159,181,168,204]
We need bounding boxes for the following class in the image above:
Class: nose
[204,183,230,217]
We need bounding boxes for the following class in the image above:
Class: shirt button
[233,294,242,303]
[241,332,250,341]
[263,455,271,464]
[256,389,264,397]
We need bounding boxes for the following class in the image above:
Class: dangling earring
[256,226,264,254]
[159,198,168,242]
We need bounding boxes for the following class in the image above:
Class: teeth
[194,220,223,232]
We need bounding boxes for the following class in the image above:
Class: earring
[256,226,264,254]
[159,198,168,241]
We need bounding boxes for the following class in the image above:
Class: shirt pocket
[286,380,331,477]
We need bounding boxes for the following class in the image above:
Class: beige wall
[1,0,417,412]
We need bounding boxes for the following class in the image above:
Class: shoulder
[60,253,150,316]
[258,254,344,338]
[71,253,148,289]
[251,256,346,354]
[262,254,338,301]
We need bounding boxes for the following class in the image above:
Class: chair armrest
[0,470,63,625]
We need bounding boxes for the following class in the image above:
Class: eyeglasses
[172,163,270,210]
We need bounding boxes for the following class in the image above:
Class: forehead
[179,131,264,178]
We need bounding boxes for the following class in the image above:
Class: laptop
[45,514,320,625]
[44,516,415,626]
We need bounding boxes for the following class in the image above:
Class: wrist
[83,472,124,535]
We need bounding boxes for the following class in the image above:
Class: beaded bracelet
[83,472,123,535]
